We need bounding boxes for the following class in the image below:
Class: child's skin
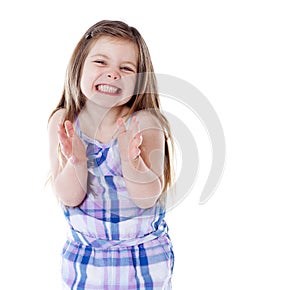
[48,36,165,208]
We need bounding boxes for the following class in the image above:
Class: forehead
[88,36,138,62]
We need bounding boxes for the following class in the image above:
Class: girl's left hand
[117,116,143,161]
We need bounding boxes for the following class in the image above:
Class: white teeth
[97,85,119,94]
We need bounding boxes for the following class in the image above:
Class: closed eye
[94,60,106,65]
[121,66,135,73]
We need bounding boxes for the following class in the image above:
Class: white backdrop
[1,0,300,289]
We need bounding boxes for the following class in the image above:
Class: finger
[57,127,69,147]
[57,132,72,157]
[133,132,143,147]
[132,118,142,147]
[117,118,127,135]
[129,147,141,160]
[64,120,75,138]
[126,117,141,147]
[130,116,140,135]
[57,124,68,141]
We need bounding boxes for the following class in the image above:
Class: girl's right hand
[57,120,86,164]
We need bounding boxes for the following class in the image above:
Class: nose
[106,70,120,80]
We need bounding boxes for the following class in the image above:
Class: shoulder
[48,108,66,141]
[48,109,66,130]
[134,110,165,151]
[134,110,163,132]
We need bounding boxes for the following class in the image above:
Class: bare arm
[117,112,165,209]
[48,109,87,207]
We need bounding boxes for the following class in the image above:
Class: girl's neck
[85,100,127,124]
[78,100,130,141]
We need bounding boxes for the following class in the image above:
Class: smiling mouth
[96,84,121,95]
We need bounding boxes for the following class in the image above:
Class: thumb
[64,120,75,138]
[117,118,127,135]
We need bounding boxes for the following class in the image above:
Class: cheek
[118,77,136,105]
[80,71,95,95]
[123,75,137,93]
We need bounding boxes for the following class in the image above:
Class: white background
[0,0,299,289]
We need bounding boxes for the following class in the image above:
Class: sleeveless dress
[61,117,174,289]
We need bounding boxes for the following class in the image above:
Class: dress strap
[73,115,81,135]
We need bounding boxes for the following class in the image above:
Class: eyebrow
[90,53,137,68]
[90,53,108,59]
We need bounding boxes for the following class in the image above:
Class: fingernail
[117,118,123,126]
[69,155,76,164]
[135,149,141,158]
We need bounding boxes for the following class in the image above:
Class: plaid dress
[61,117,174,289]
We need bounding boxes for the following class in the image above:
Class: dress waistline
[67,223,168,249]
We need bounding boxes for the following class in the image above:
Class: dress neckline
[75,117,118,148]
[74,114,133,148]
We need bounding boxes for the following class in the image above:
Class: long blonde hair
[49,20,174,195]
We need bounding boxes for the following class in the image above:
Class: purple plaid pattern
[60,117,174,289]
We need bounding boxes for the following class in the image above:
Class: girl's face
[80,36,138,108]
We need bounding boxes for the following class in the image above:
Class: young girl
[48,20,174,289]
